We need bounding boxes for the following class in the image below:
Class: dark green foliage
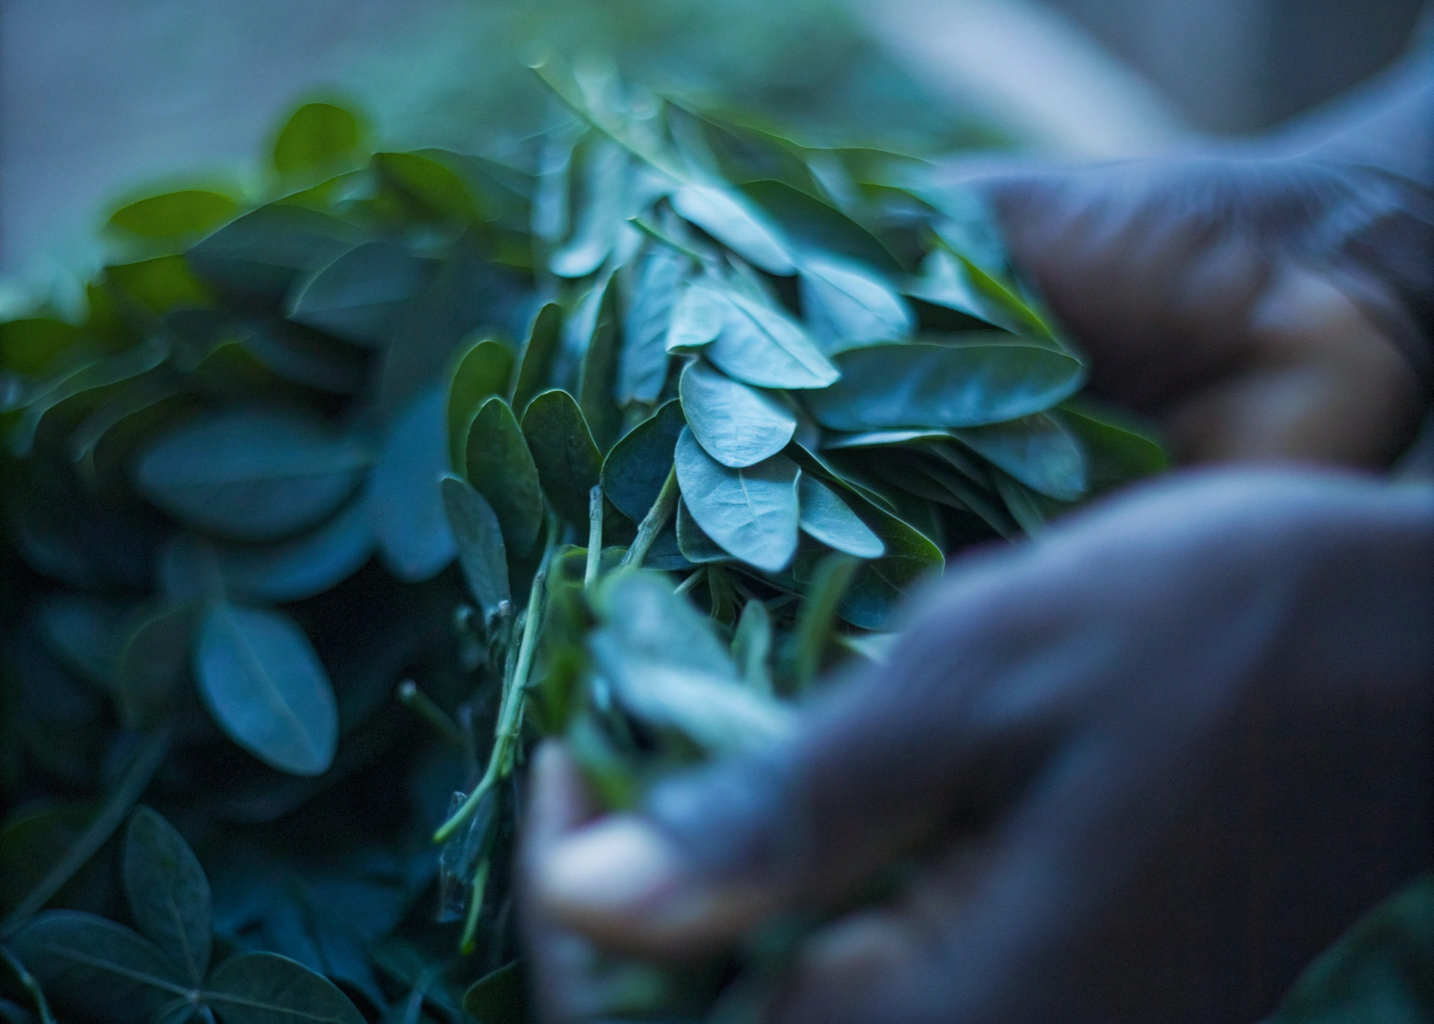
[0,78,1168,1024]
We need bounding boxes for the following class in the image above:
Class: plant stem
[397,680,468,749]
[620,465,678,570]
[435,520,560,845]
[0,728,170,938]
[674,567,705,597]
[458,859,491,956]
[585,485,604,590]
[785,553,859,694]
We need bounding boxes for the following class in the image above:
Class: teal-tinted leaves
[464,397,544,559]
[441,476,511,621]
[0,317,82,375]
[679,360,794,468]
[195,603,339,777]
[838,502,943,630]
[1058,402,1168,490]
[135,409,369,542]
[798,475,884,559]
[373,150,488,224]
[676,499,730,565]
[512,303,564,415]
[806,340,1085,432]
[953,413,1086,501]
[369,389,457,581]
[287,240,429,348]
[675,428,799,573]
[706,289,838,390]
[551,137,630,279]
[213,500,373,603]
[123,808,211,985]
[671,185,794,275]
[619,245,687,404]
[907,249,1014,331]
[116,602,199,728]
[204,951,365,1024]
[448,338,516,466]
[601,399,685,522]
[186,206,359,306]
[799,256,912,352]
[108,190,238,242]
[522,390,601,528]
[10,911,187,1024]
[272,102,368,178]
[665,283,725,353]
[575,277,623,450]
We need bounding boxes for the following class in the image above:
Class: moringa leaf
[601,398,686,522]
[522,389,602,529]
[287,240,429,348]
[575,275,624,451]
[799,255,912,352]
[675,428,799,573]
[441,475,511,621]
[732,600,773,694]
[464,397,544,559]
[122,807,212,985]
[551,136,630,279]
[187,205,360,306]
[705,288,838,390]
[203,951,365,1024]
[1058,401,1169,489]
[512,303,564,415]
[952,413,1087,501]
[195,603,339,777]
[676,498,731,565]
[619,244,688,403]
[671,184,794,275]
[135,408,369,542]
[108,190,238,241]
[665,281,725,353]
[369,388,457,581]
[213,499,373,603]
[448,337,516,466]
[272,101,368,177]
[679,359,795,468]
[805,339,1084,432]
[797,474,884,559]
[115,602,199,728]
[837,498,944,630]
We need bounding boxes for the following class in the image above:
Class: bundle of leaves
[0,59,1164,1024]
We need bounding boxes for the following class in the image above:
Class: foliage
[0,62,1163,1023]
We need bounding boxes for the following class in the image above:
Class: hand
[522,470,1434,1023]
[980,157,1431,466]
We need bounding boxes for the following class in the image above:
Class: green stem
[786,553,859,694]
[396,680,467,749]
[674,567,705,597]
[0,728,170,938]
[435,520,560,845]
[0,944,56,1024]
[585,485,604,591]
[620,465,678,570]
[458,859,491,956]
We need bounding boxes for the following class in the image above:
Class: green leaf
[35,593,129,685]
[108,190,238,241]
[743,179,901,271]
[676,498,731,565]
[512,303,564,415]
[953,413,1087,501]
[464,397,544,559]
[186,206,360,306]
[675,428,799,573]
[1058,401,1168,489]
[287,240,429,347]
[619,245,687,403]
[601,398,686,522]
[907,249,1018,332]
[213,500,373,603]
[272,102,368,177]
[665,282,725,353]
[992,471,1054,534]
[799,255,912,352]
[10,911,188,1024]
[838,499,944,630]
[204,951,365,1024]
[670,184,794,275]
[805,339,1085,432]
[373,150,487,224]
[370,389,458,581]
[135,409,369,542]
[107,255,217,313]
[731,600,773,694]
[440,475,511,621]
[705,288,839,390]
[797,474,884,558]
[115,602,199,728]
[0,806,106,920]
[0,318,82,375]
[575,276,623,451]
[122,807,211,985]
[551,136,630,279]
[230,319,367,395]
[522,390,602,529]
[462,960,526,1024]
[195,603,339,777]
[679,360,795,469]
[448,337,516,467]
[785,552,860,692]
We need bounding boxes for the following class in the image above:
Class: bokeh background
[2,0,1428,310]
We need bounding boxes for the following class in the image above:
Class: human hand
[522,470,1434,1023]
[980,158,1431,466]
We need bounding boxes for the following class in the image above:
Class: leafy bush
[0,59,1162,1022]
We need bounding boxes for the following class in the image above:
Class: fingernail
[540,816,686,921]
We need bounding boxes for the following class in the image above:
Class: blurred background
[2,0,1429,309]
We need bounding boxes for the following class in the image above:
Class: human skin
[520,61,1434,1024]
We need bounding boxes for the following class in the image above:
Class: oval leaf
[600,399,686,523]
[521,390,602,528]
[441,475,511,620]
[511,303,563,415]
[706,289,838,390]
[109,190,238,241]
[464,397,544,559]
[805,340,1085,431]
[665,282,724,353]
[448,338,516,466]
[204,951,365,1024]
[123,807,212,985]
[671,185,794,275]
[272,102,367,176]
[838,500,944,630]
[116,602,199,728]
[799,255,912,351]
[214,499,373,603]
[619,245,687,403]
[195,603,339,777]
[798,475,884,558]
[135,409,368,542]
[675,428,799,573]
[370,389,458,581]
[287,240,428,347]
[953,413,1087,501]
[679,360,795,468]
